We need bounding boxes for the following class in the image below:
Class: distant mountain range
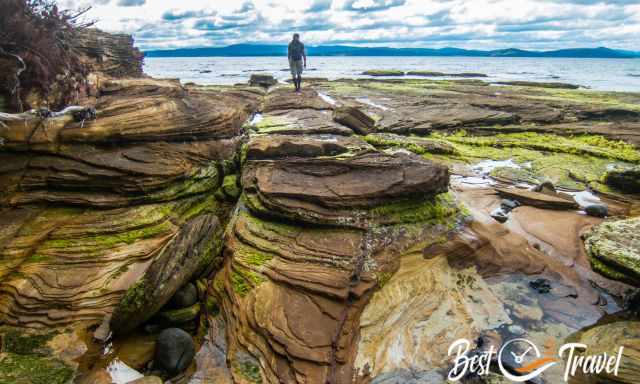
[145,44,640,59]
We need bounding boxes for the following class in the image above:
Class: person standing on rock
[288,33,306,93]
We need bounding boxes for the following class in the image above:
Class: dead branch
[0,46,26,111]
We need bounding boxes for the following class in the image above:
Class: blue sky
[59,0,640,51]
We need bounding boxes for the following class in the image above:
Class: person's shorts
[289,59,303,76]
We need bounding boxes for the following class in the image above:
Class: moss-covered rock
[0,328,74,384]
[407,71,487,78]
[584,217,640,286]
[110,213,224,334]
[362,70,405,76]
[604,166,640,194]
[155,303,202,325]
[0,352,74,384]
[363,133,458,155]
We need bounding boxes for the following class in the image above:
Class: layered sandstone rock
[583,217,640,286]
[2,52,640,384]
[0,79,260,208]
[569,321,640,384]
[0,195,229,328]
[213,100,464,383]
[0,74,260,330]
[314,78,640,146]
[332,106,376,135]
[74,28,144,78]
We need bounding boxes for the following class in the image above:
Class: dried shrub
[0,0,94,111]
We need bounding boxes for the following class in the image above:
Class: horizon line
[142,43,636,52]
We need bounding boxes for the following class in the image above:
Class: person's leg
[290,60,297,91]
[295,61,303,91]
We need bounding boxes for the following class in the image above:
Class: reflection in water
[317,92,338,105]
[249,113,263,125]
[473,159,522,175]
[356,97,389,110]
[565,190,601,208]
[106,359,144,384]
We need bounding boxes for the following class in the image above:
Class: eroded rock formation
[2,36,640,383]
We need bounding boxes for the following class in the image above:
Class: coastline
[1,28,640,384]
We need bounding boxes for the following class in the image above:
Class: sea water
[144,56,640,92]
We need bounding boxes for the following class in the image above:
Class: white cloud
[61,0,640,51]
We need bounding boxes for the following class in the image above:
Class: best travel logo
[447,337,624,382]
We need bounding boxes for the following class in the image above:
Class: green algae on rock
[407,71,488,78]
[110,213,224,334]
[3,35,640,384]
[494,81,580,89]
[361,70,405,76]
[0,327,74,384]
[584,217,640,286]
[362,132,458,155]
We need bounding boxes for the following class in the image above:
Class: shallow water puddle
[318,92,338,105]
[106,359,144,384]
[356,97,389,110]
[249,113,263,125]
[451,174,496,187]
[472,159,522,175]
[451,158,524,188]
[565,190,601,208]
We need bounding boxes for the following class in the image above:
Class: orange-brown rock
[242,150,450,227]
[0,195,226,328]
[495,187,579,210]
[246,134,373,160]
[0,79,260,208]
[262,87,333,113]
[332,106,376,135]
[252,108,353,136]
[74,29,144,78]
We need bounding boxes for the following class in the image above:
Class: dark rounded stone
[490,208,509,223]
[585,204,608,218]
[154,328,195,375]
[500,199,520,212]
[169,283,198,309]
[529,278,551,294]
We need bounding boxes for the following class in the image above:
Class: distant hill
[145,44,640,59]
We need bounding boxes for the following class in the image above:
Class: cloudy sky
[59,0,640,51]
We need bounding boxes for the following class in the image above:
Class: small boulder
[500,199,520,212]
[249,74,277,88]
[333,106,375,135]
[495,187,578,210]
[585,204,608,218]
[531,180,556,195]
[490,208,509,223]
[529,278,551,294]
[154,328,195,376]
[156,303,201,326]
[604,166,640,194]
[583,217,640,286]
[169,283,198,309]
